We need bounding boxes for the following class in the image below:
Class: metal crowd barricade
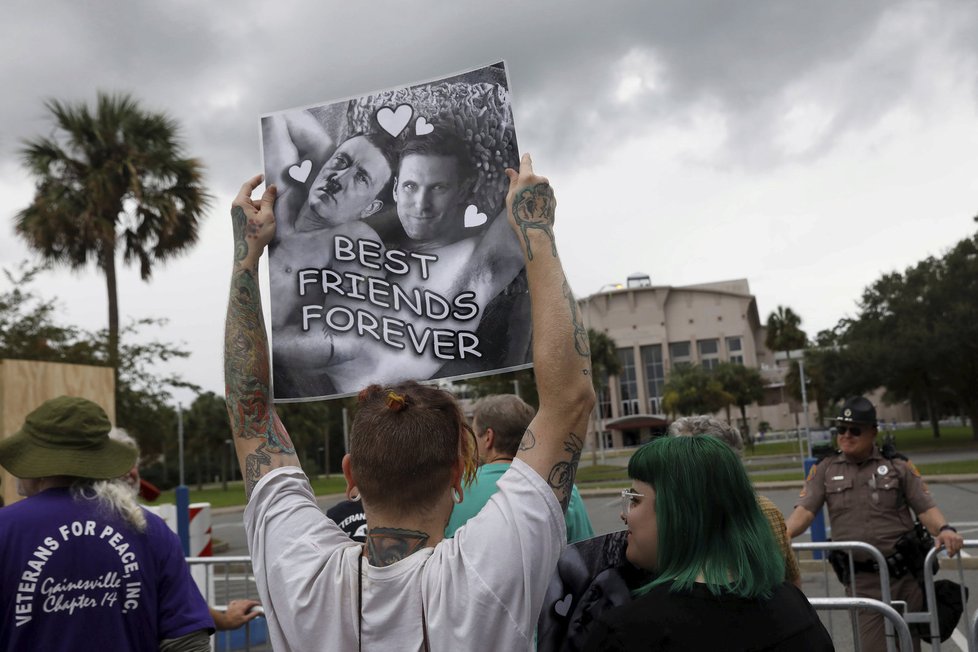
[186,555,268,652]
[902,539,976,650]
[795,538,977,652]
[793,541,897,652]
[969,602,977,652]
[808,598,914,652]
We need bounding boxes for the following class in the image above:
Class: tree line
[788,231,978,440]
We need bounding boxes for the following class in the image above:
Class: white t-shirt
[244,458,564,651]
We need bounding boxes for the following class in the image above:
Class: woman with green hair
[584,436,833,651]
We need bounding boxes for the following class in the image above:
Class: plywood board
[0,359,114,506]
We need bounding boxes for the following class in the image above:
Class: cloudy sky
[2,0,976,405]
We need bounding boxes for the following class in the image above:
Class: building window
[617,348,639,416]
[727,336,744,365]
[641,344,665,414]
[698,338,719,370]
[668,341,691,368]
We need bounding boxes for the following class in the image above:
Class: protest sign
[261,62,530,401]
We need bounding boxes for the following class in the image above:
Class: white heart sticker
[415,116,434,135]
[376,104,413,137]
[288,160,312,183]
[554,593,573,617]
[463,204,488,228]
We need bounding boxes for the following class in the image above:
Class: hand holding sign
[505,153,557,261]
[231,174,277,270]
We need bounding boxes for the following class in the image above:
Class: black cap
[836,397,877,426]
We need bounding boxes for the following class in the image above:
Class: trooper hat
[836,396,878,426]
[0,396,136,479]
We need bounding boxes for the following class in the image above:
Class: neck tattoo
[365,527,430,567]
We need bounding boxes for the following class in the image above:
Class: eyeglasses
[836,425,866,437]
[621,489,644,516]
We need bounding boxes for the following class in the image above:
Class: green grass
[750,470,805,483]
[577,457,978,490]
[745,425,978,459]
[156,475,349,508]
[577,464,630,483]
[743,461,801,472]
[745,441,799,457]
[915,459,978,475]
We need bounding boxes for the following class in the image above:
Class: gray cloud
[2,0,976,398]
[4,1,976,186]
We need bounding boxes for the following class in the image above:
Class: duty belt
[851,560,880,574]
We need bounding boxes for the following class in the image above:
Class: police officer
[786,397,964,652]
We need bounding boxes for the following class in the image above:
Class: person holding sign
[224,153,594,651]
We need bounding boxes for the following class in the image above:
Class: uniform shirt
[445,461,595,543]
[797,446,935,559]
[0,487,214,651]
[244,459,564,652]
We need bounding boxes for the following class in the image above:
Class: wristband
[938,524,957,534]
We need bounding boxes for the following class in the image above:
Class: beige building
[580,274,908,450]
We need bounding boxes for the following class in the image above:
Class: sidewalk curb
[578,474,978,497]
[204,477,978,511]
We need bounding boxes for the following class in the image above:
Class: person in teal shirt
[447,394,594,543]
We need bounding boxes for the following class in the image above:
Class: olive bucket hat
[0,396,136,479]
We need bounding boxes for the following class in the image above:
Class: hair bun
[358,385,383,404]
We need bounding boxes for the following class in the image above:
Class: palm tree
[714,361,765,440]
[662,364,732,418]
[587,328,621,462]
[16,92,210,408]
[588,328,621,393]
[765,305,807,360]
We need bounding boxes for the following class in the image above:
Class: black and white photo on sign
[261,62,531,401]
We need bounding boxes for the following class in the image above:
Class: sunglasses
[836,425,868,437]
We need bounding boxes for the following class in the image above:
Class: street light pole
[177,404,185,486]
[798,359,812,457]
[223,439,231,491]
[175,404,190,555]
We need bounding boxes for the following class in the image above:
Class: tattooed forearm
[563,280,590,358]
[519,427,537,451]
[366,527,430,567]
[547,432,584,512]
[225,204,295,497]
[232,207,250,266]
[511,182,557,261]
[224,268,273,439]
[245,443,273,498]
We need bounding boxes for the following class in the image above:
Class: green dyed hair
[628,436,784,599]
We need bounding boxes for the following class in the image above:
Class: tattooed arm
[224,175,301,498]
[506,155,596,511]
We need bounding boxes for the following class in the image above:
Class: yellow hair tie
[385,390,407,412]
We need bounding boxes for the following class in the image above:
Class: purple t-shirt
[0,487,214,650]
